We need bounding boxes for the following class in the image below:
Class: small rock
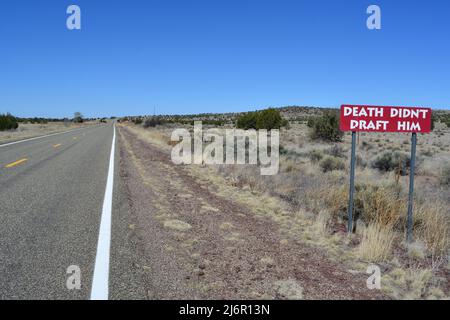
[260,257,275,267]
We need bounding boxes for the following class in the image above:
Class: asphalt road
[0,123,137,300]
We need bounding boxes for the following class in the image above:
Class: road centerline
[90,125,116,300]
[5,158,28,168]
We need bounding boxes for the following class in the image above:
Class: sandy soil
[117,123,386,299]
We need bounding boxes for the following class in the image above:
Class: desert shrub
[309,149,324,162]
[421,149,434,157]
[362,141,373,150]
[236,108,287,130]
[306,117,318,128]
[133,117,143,125]
[143,116,164,128]
[0,113,19,131]
[358,222,395,262]
[440,165,450,186]
[325,144,346,158]
[319,156,345,172]
[256,108,287,130]
[279,145,288,156]
[372,151,411,175]
[236,112,258,129]
[310,111,343,142]
[356,155,367,168]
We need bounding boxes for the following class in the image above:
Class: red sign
[340,105,432,133]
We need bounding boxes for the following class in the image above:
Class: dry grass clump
[321,182,405,227]
[383,267,434,299]
[319,156,345,172]
[163,219,192,232]
[406,241,427,260]
[321,181,450,263]
[414,203,450,256]
[312,210,331,236]
[308,149,324,162]
[321,185,348,216]
[356,184,405,227]
[358,222,395,262]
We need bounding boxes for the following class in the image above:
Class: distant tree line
[435,113,450,128]
[129,116,227,127]
[0,111,112,131]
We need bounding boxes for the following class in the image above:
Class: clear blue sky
[1,0,449,118]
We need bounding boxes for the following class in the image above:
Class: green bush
[319,156,345,172]
[133,117,143,125]
[310,111,343,142]
[306,117,318,128]
[236,108,286,130]
[0,113,19,131]
[202,119,225,126]
[372,151,411,175]
[256,108,286,130]
[236,112,259,130]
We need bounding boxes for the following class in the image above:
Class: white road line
[90,125,116,300]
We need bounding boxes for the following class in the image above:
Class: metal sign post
[406,132,417,243]
[347,131,356,234]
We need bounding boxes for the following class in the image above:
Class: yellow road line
[5,158,28,168]
[53,143,62,148]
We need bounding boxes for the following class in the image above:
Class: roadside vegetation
[124,106,450,299]
[307,111,343,142]
[0,115,100,144]
[236,108,288,130]
[73,112,84,123]
[0,113,19,131]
